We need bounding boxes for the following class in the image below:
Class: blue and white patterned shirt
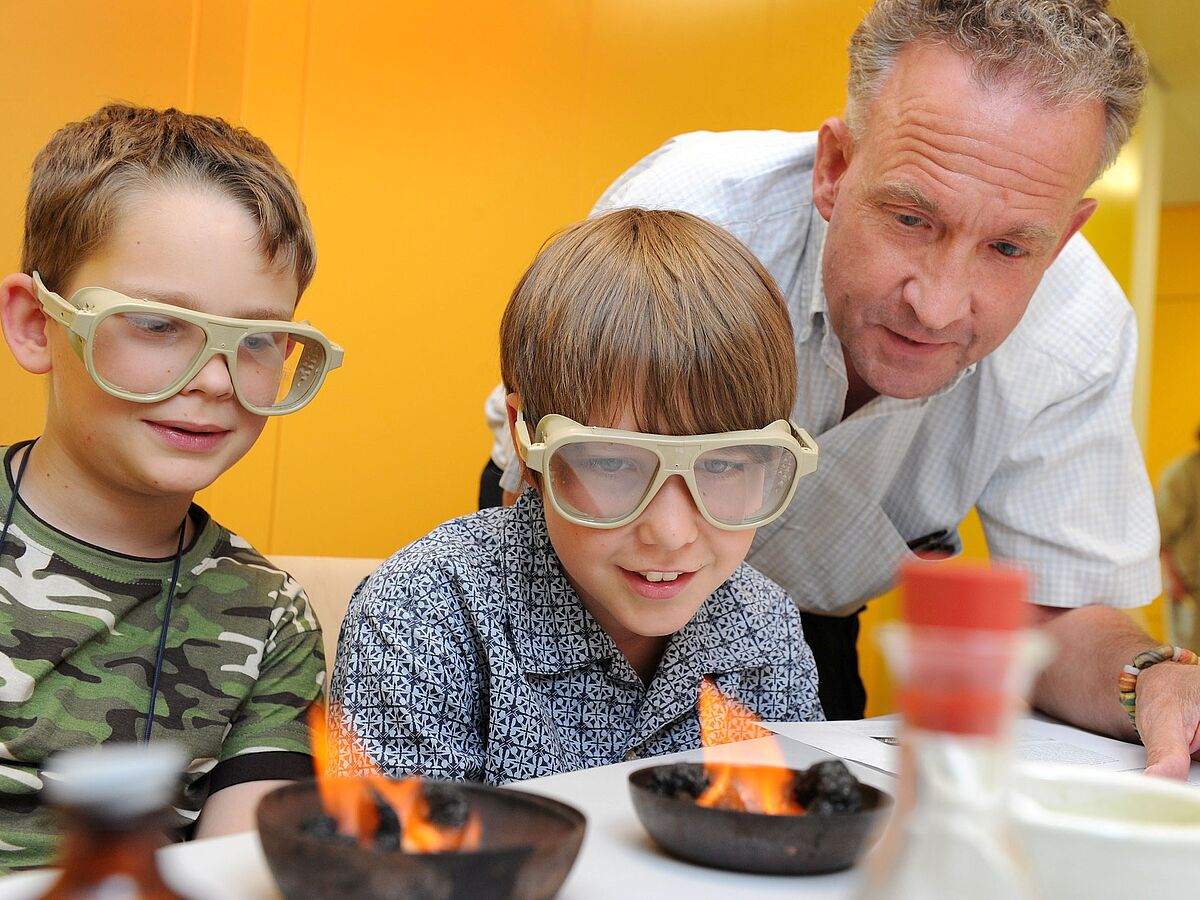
[330,491,823,784]
[585,129,1159,615]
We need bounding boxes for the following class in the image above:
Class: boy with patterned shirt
[332,209,824,784]
[0,104,342,870]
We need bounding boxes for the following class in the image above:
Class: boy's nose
[180,351,236,401]
[634,475,700,550]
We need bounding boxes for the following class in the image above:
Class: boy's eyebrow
[118,285,292,321]
[866,180,1058,249]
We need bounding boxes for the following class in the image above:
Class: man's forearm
[1030,604,1152,740]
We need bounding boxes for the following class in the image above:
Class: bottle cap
[42,743,186,820]
[899,559,1030,631]
[897,560,1031,735]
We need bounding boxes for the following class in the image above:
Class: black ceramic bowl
[257,778,586,900]
[628,762,890,875]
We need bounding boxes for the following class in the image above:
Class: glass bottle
[40,743,188,900]
[855,560,1052,900]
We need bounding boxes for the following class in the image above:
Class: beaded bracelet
[1118,644,1200,733]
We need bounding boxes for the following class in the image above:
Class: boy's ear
[504,391,537,493]
[0,273,54,375]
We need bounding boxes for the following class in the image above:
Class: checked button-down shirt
[330,491,823,784]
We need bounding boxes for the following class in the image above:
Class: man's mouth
[882,327,958,352]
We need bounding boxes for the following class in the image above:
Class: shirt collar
[792,204,828,344]
[499,491,780,680]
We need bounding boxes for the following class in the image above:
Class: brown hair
[846,0,1147,180]
[22,103,316,297]
[500,208,797,436]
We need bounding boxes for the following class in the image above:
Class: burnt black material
[793,760,863,815]
[259,779,586,900]
[628,762,891,875]
[426,782,471,829]
[371,786,404,852]
[645,762,712,800]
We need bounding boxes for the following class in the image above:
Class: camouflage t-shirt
[0,444,325,872]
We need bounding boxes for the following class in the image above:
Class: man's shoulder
[996,233,1134,380]
[594,130,818,228]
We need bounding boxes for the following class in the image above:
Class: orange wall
[0,0,870,555]
[1147,203,1200,479]
[0,1,1165,714]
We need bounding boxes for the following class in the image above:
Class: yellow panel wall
[269,0,872,556]
[0,0,195,454]
[1147,204,1200,479]
[0,1,1166,715]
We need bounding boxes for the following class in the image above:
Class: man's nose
[903,246,972,332]
[634,475,700,550]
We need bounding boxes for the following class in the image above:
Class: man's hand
[1132,660,1200,779]
[1030,604,1200,779]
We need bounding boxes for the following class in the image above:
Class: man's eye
[895,213,926,228]
[992,241,1028,259]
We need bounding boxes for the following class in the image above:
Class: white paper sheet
[765,716,1200,784]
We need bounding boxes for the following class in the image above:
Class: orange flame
[694,679,804,815]
[307,705,481,852]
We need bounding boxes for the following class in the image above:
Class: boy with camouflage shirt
[0,104,342,870]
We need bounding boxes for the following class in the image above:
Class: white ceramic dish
[1013,762,1200,897]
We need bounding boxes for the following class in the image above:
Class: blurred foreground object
[855,561,1051,899]
[1012,762,1200,899]
[41,744,188,900]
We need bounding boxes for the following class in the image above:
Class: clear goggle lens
[547,440,798,527]
[90,311,328,411]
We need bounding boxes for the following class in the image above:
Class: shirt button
[622,749,639,762]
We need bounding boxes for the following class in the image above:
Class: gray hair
[846,0,1147,180]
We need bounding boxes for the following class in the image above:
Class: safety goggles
[33,272,343,416]
[515,412,818,530]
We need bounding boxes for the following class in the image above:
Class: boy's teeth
[641,571,679,583]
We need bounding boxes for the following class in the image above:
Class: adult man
[485,0,1200,777]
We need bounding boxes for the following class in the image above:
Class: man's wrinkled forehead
[856,43,1106,201]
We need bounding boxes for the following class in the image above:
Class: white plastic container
[1013,762,1200,897]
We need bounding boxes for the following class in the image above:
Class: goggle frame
[515,411,818,531]
[32,271,343,416]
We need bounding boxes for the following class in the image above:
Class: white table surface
[0,728,893,899]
